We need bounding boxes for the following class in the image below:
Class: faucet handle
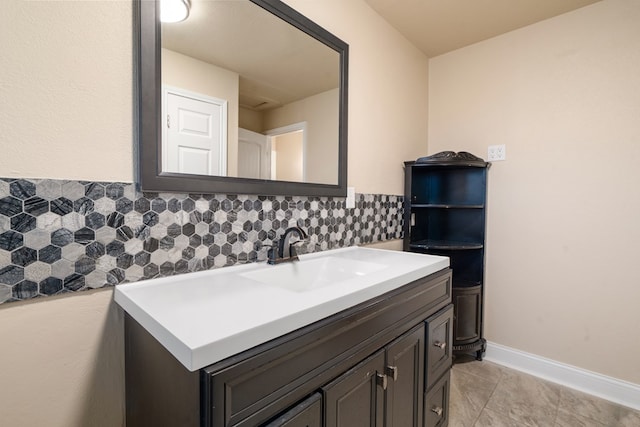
[265,241,279,264]
[289,240,305,257]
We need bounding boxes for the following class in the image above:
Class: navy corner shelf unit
[403,151,490,360]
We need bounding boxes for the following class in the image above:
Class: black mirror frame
[135,0,348,197]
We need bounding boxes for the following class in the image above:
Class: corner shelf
[403,151,490,361]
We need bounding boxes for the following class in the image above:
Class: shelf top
[410,240,484,250]
[406,151,490,168]
[411,203,484,209]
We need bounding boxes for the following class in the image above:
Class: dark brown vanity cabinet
[125,268,453,427]
[404,151,489,361]
[323,324,425,427]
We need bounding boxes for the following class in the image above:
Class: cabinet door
[425,305,453,390]
[322,350,385,427]
[385,324,425,427]
[424,371,450,427]
[452,286,482,345]
[262,393,322,427]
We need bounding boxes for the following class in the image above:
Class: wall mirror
[136,0,348,196]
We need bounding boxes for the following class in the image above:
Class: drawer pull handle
[433,341,446,350]
[376,373,388,390]
[386,365,398,381]
[431,406,443,417]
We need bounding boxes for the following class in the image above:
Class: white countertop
[114,246,449,371]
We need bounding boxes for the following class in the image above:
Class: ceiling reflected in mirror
[160,0,341,185]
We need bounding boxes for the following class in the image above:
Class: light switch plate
[346,187,355,208]
[488,144,506,161]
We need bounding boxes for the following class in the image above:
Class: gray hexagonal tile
[62,212,84,232]
[150,249,169,266]
[61,242,85,262]
[64,273,86,291]
[195,199,209,213]
[0,284,11,303]
[143,263,159,278]
[0,265,23,285]
[0,181,9,198]
[174,234,189,250]
[84,183,105,200]
[13,280,38,299]
[124,238,143,255]
[85,270,107,289]
[73,197,94,215]
[11,213,36,233]
[24,261,51,282]
[38,245,62,264]
[36,212,61,232]
[124,211,143,229]
[36,180,63,200]
[150,223,168,240]
[213,254,227,267]
[10,180,36,200]
[24,196,49,216]
[24,229,51,250]
[94,226,116,245]
[75,256,96,275]
[74,227,95,245]
[39,277,63,295]
[0,215,9,234]
[51,259,74,279]
[11,247,37,267]
[115,198,133,215]
[93,198,116,216]
[61,181,84,199]
[0,230,23,251]
[167,248,182,263]
[96,254,117,272]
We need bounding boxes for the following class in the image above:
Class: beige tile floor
[449,356,640,427]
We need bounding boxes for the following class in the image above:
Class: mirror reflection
[161,0,341,185]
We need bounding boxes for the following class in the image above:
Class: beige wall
[0,290,124,427]
[273,131,304,181]
[284,0,430,195]
[162,48,240,176]
[238,106,264,133]
[428,0,640,384]
[265,88,340,184]
[0,0,428,425]
[0,0,133,182]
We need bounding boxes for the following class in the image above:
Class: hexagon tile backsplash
[0,178,404,304]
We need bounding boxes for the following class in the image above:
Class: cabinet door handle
[431,406,443,417]
[376,372,388,390]
[385,365,398,381]
[433,341,446,350]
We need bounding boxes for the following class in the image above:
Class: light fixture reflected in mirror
[161,0,190,23]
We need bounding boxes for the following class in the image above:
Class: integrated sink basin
[240,256,386,292]
[114,246,449,371]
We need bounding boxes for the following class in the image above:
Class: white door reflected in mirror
[237,128,270,180]
[163,87,227,176]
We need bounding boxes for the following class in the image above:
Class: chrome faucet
[267,226,309,265]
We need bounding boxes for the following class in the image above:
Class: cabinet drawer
[424,370,450,427]
[425,304,453,390]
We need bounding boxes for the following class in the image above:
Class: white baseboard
[484,341,640,411]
